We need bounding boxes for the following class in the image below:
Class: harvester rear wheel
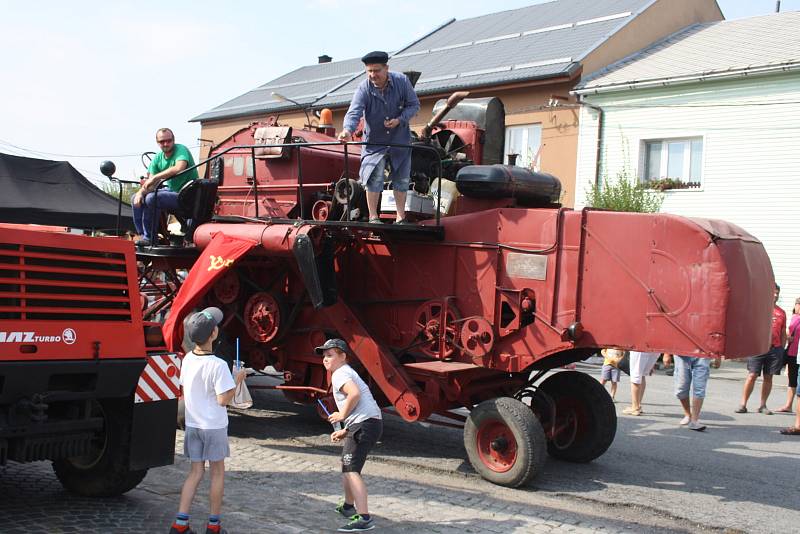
[535,371,616,463]
[464,397,546,487]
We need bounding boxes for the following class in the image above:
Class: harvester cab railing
[99,160,141,237]
[126,139,445,249]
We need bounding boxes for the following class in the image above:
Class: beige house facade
[194,0,723,208]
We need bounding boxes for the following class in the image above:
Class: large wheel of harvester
[534,371,616,463]
[463,397,546,487]
[53,399,147,497]
[212,269,241,305]
[243,292,283,344]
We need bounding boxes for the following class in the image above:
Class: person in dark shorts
[317,338,383,532]
[736,283,786,415]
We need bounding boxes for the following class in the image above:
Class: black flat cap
[361,50,389,64]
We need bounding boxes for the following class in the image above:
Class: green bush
[585,166,663,213]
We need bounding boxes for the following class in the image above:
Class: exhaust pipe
[421,91,470,139]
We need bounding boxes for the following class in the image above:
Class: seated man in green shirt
[132,128,199,246]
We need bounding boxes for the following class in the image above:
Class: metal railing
[139,139,445,244]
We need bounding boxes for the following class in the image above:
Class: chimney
[318,54,332,64]
[404,70,421,87]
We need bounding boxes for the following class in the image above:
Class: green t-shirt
[148,143,199,192]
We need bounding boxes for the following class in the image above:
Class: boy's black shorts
[341,418,382,473]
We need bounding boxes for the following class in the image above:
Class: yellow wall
[582,0,723,75]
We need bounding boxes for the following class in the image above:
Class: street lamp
[271,91,312,128]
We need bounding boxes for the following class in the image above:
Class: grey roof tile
[577,11,800,92]
[193,0,654,122]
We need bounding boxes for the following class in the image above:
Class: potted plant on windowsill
[646,177,698,191]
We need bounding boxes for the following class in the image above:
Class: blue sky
[0,0,797,184]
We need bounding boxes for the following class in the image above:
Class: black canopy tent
[0,152,133,231]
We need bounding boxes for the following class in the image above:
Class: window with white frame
[504,124,542,170]
[641,137,703,189]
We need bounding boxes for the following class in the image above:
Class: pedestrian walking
[599,348,624,401]
[169,307,246,534]
[671,354,718,432]
[777,297,800,413]
[317,338,383,532]
[735,283,786,415]
[779,402,800,435]
[622,351,660,416]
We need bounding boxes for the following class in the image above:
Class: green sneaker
[338,515,375,532]
[335,501,357,519]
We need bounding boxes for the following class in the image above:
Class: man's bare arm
[142,160,189,192]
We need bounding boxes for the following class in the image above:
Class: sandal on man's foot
[394,218,413,225]
[757,406,773,415]
[368,217,382,224]
[779,427,800,435]
[734,406,747,413]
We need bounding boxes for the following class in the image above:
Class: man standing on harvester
[338,51,420,225]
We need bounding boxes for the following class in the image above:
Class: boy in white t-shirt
[317,338,383,532]
[169,307,246,534]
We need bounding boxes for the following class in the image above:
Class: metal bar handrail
[142,139,444,242]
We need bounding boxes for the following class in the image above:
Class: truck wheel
[53,400,147,497]
[464,397,546,487]
[535,371,616,463]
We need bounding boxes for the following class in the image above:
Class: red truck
[0,226,178,496]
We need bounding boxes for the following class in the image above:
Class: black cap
[314,338,350,355]
[361,51,389,65]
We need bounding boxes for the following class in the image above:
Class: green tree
[99,182,138,206]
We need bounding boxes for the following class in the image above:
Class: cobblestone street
[0,430,691,534]
[2,362,797,533]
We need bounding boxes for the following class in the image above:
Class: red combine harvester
[132,94,773,487]
[0,226,178,495]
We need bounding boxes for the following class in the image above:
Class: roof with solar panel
[192,0,657,122]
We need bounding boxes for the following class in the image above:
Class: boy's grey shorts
[184,426,230,462]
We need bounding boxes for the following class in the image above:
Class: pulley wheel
[413,300,460,359]
[460,316,495,360]
[213,270,240,305]
[311,200,332,221]
[243,292,282,343]
[334,178,358,204]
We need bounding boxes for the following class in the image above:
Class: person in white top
[317,338,382,532]
[170,307,246,534]
[622,351,660,416]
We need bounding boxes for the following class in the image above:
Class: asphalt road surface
[254,359,799,533]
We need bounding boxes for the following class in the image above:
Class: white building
[573,11,800,312]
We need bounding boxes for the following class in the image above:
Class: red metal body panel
[0,227,145,361]
[210,123,361,219]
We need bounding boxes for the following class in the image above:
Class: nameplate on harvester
[505,252,547,280]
